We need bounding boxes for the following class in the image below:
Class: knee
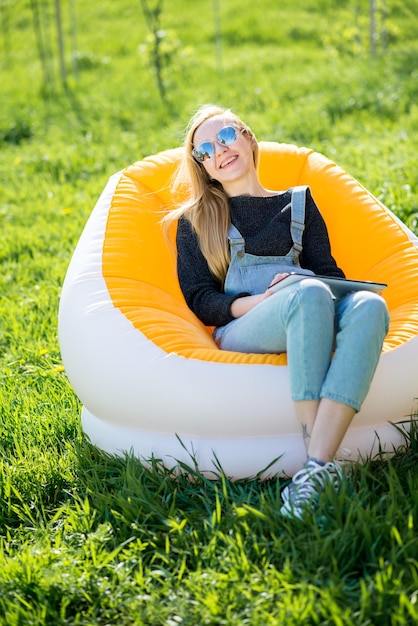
[370,294,390,331]
[287,279,334,322]
[352,292,390,331]
[297,278,334,309]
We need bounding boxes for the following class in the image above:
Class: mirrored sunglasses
[192,125,239,163]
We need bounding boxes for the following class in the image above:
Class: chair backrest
[102,142,418,360]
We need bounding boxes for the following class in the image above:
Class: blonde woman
[165,104,389,519]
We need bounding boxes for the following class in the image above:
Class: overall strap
[290,185,308,260]
[228,223,245,254]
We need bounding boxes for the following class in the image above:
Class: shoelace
[291,461,341,502]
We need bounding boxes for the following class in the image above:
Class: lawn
[0,0,417,623]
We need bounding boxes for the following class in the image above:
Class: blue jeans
[214,279,389,412]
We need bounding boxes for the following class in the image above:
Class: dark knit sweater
[176,188,345,327]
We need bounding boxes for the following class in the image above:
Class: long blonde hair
[164,104,259,283]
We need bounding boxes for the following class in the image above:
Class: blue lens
[192,142,214,162]
[192,126,238,162]
[217,126,237,146]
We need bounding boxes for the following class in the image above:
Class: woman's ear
[242,127,257,150]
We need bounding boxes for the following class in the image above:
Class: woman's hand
[230,273,292,318]
[267,272,290,289]
[230,293,269,318]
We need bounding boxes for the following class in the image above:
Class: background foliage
[0,0,417,624]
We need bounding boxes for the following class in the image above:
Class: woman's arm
[176,217,247,327]
[230,291,271,318]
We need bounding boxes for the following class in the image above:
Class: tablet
[268,273,387,298]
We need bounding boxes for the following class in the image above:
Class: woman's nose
[214,141,228,155]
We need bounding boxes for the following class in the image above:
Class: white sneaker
[280,459,342,520]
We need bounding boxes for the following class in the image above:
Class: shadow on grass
[71,415,418,537]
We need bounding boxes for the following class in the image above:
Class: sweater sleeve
[176,217,247,327]
[299,188,345,278]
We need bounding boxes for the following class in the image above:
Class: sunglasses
[192,125,239,163]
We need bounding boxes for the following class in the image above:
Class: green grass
[1,0,418,623]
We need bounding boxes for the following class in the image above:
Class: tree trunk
[30,0,55,92]
[369,0,377,55]
[54,0,67,89]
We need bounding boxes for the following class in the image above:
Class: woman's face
[192,115,256,190]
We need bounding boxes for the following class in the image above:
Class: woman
[165,104,389,519]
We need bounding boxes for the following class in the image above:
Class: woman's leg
[305,398,355,461]
[282,291,389,518]
[319,290,389,411]
[218,282,389,467]
[217,279,336,449]
[303,290,389,463]
[217,278,335,388]
[293,400,319,452]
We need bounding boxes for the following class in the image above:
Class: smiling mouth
[220,155,238,169]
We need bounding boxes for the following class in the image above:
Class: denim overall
[214,186,389,412]
[224,186,314,297]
